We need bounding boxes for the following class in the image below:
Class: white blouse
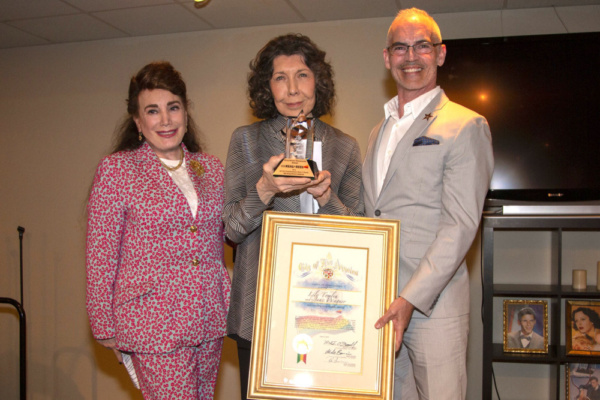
[160,156,199,218]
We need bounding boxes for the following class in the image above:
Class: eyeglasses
[387,41,443,56]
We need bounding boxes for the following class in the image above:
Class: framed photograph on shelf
[566,300,600,356]
[567,363,600,399]
[503,299,548,354]
[248,211,400,400]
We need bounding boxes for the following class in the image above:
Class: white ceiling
[1,0,599,49]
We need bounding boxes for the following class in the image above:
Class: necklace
[159,148,184,171]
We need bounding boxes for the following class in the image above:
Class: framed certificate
[248,211,399,400]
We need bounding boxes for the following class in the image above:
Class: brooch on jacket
[189,160,205,177]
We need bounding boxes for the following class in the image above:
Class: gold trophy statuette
[273,111,318,179]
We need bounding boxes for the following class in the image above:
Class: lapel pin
[423,113,433,121]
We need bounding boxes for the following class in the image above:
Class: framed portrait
[567,363,600,400]
[248,211,400,400]
[503,299,548,354]
[566,300,600,356]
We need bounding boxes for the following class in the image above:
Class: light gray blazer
[362,90,493,319]
[224,115,364,341]
[507,330,545,350]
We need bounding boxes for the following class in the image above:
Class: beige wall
[0,6,598,400]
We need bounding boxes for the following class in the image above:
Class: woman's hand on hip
[97,337,123,363]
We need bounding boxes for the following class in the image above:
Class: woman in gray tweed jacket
[223,33,364,400]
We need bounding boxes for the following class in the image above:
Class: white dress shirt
[376,86,441,196]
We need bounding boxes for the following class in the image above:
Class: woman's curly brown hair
[248,33,335,120]
[112,61,202,154]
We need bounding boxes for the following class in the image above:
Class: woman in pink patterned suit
[86,62,231,399]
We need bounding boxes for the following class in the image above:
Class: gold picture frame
[502,299,548,354]
[248,211,399,400]
[566,363,600,399]
[566,300,600,356]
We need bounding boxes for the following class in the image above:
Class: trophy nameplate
[273,112,318,179]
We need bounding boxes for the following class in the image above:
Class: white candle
[573,269,587,290]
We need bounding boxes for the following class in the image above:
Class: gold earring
[138,132,143,141]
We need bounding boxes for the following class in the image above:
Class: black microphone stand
[18,226,24,306]
[0,226,27,400]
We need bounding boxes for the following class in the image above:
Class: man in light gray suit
[363,8,494,399]
[507,307,545,350]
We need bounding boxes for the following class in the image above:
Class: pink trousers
[131,338,223,400]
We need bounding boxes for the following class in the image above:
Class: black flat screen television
[437,32,600,205]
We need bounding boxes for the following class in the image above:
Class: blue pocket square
[413,136,440,146]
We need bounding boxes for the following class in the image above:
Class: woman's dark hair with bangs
[112,61,202,153]
[248,34,335,119]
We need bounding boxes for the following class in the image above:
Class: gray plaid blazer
[223,115,364,341]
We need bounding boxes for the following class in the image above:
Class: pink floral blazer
[86,143,231,354]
